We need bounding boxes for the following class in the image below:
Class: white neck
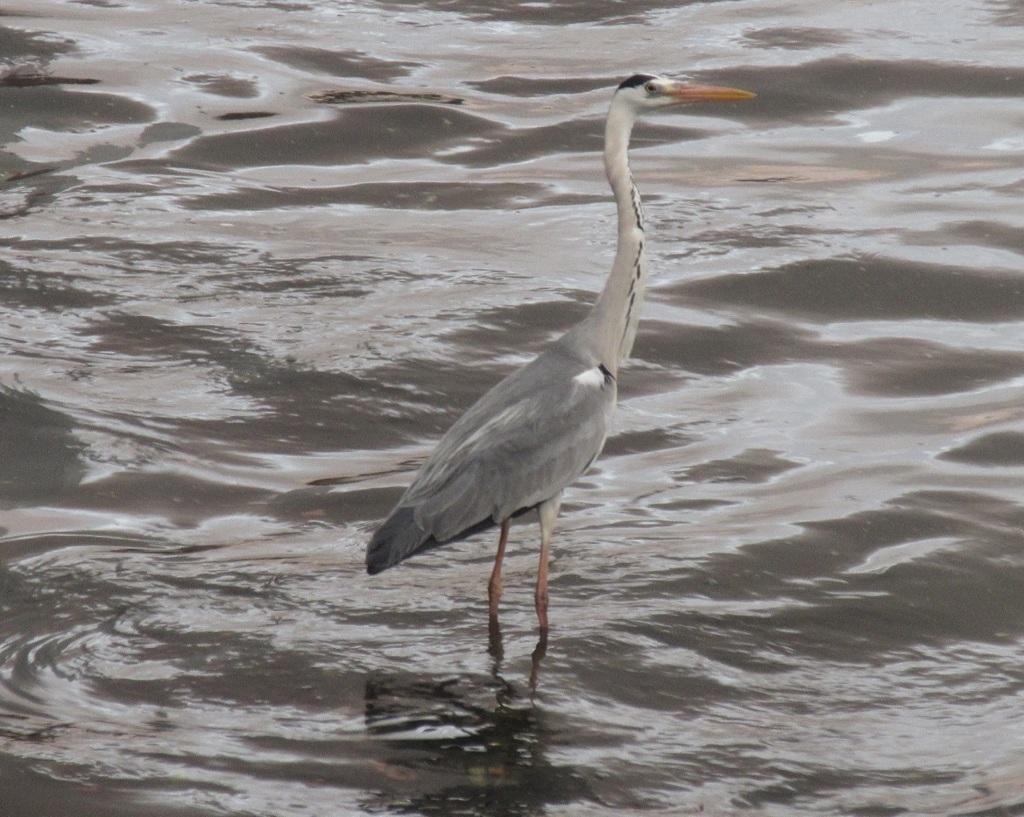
[564,96,646,377]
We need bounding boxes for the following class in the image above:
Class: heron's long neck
[570,101,646,377]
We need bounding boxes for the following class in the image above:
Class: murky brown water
[2,0,1024,814]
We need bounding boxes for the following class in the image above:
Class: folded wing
[366,345,615,573]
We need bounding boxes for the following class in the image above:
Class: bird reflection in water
[362,652,587,816]
[487,615,547,694]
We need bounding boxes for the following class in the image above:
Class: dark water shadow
[371,0,722,25]
[0,82,154,138]
[939,431,1024,466]
[0,385,85,510]
[0,762,212,817]
[250,45,420,81]
[166,106,502,170]
[702,57,1024,123]
[361,655,588,816]
[671,255,1024,323]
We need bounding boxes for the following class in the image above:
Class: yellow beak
[667,82,756,102]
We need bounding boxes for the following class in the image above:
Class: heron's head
[615,73,755,111]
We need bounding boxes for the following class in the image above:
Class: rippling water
[2,0,1024,814]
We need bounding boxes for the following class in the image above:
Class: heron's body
[366,342,614,571]
[366,75,754,630]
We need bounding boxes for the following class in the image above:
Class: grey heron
[366,74,754,632]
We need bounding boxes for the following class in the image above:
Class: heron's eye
[644,82,658,95]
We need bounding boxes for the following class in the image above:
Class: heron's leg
[488,518,512,619]
[535,494,562,633]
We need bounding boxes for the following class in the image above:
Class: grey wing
[402,353,617,542]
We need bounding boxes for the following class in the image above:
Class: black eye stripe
[617,73,658,90]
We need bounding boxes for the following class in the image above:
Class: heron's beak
[667,82,756,103]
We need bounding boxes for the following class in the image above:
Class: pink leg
[535,537,550,632]
[488,519,511,620]
[534,495,562,634]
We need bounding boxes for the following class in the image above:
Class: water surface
[2,0,1024,814]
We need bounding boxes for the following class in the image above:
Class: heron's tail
[366,505,502,575]
[366,506,431,575]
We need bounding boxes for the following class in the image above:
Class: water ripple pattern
[1,0,1023,815]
